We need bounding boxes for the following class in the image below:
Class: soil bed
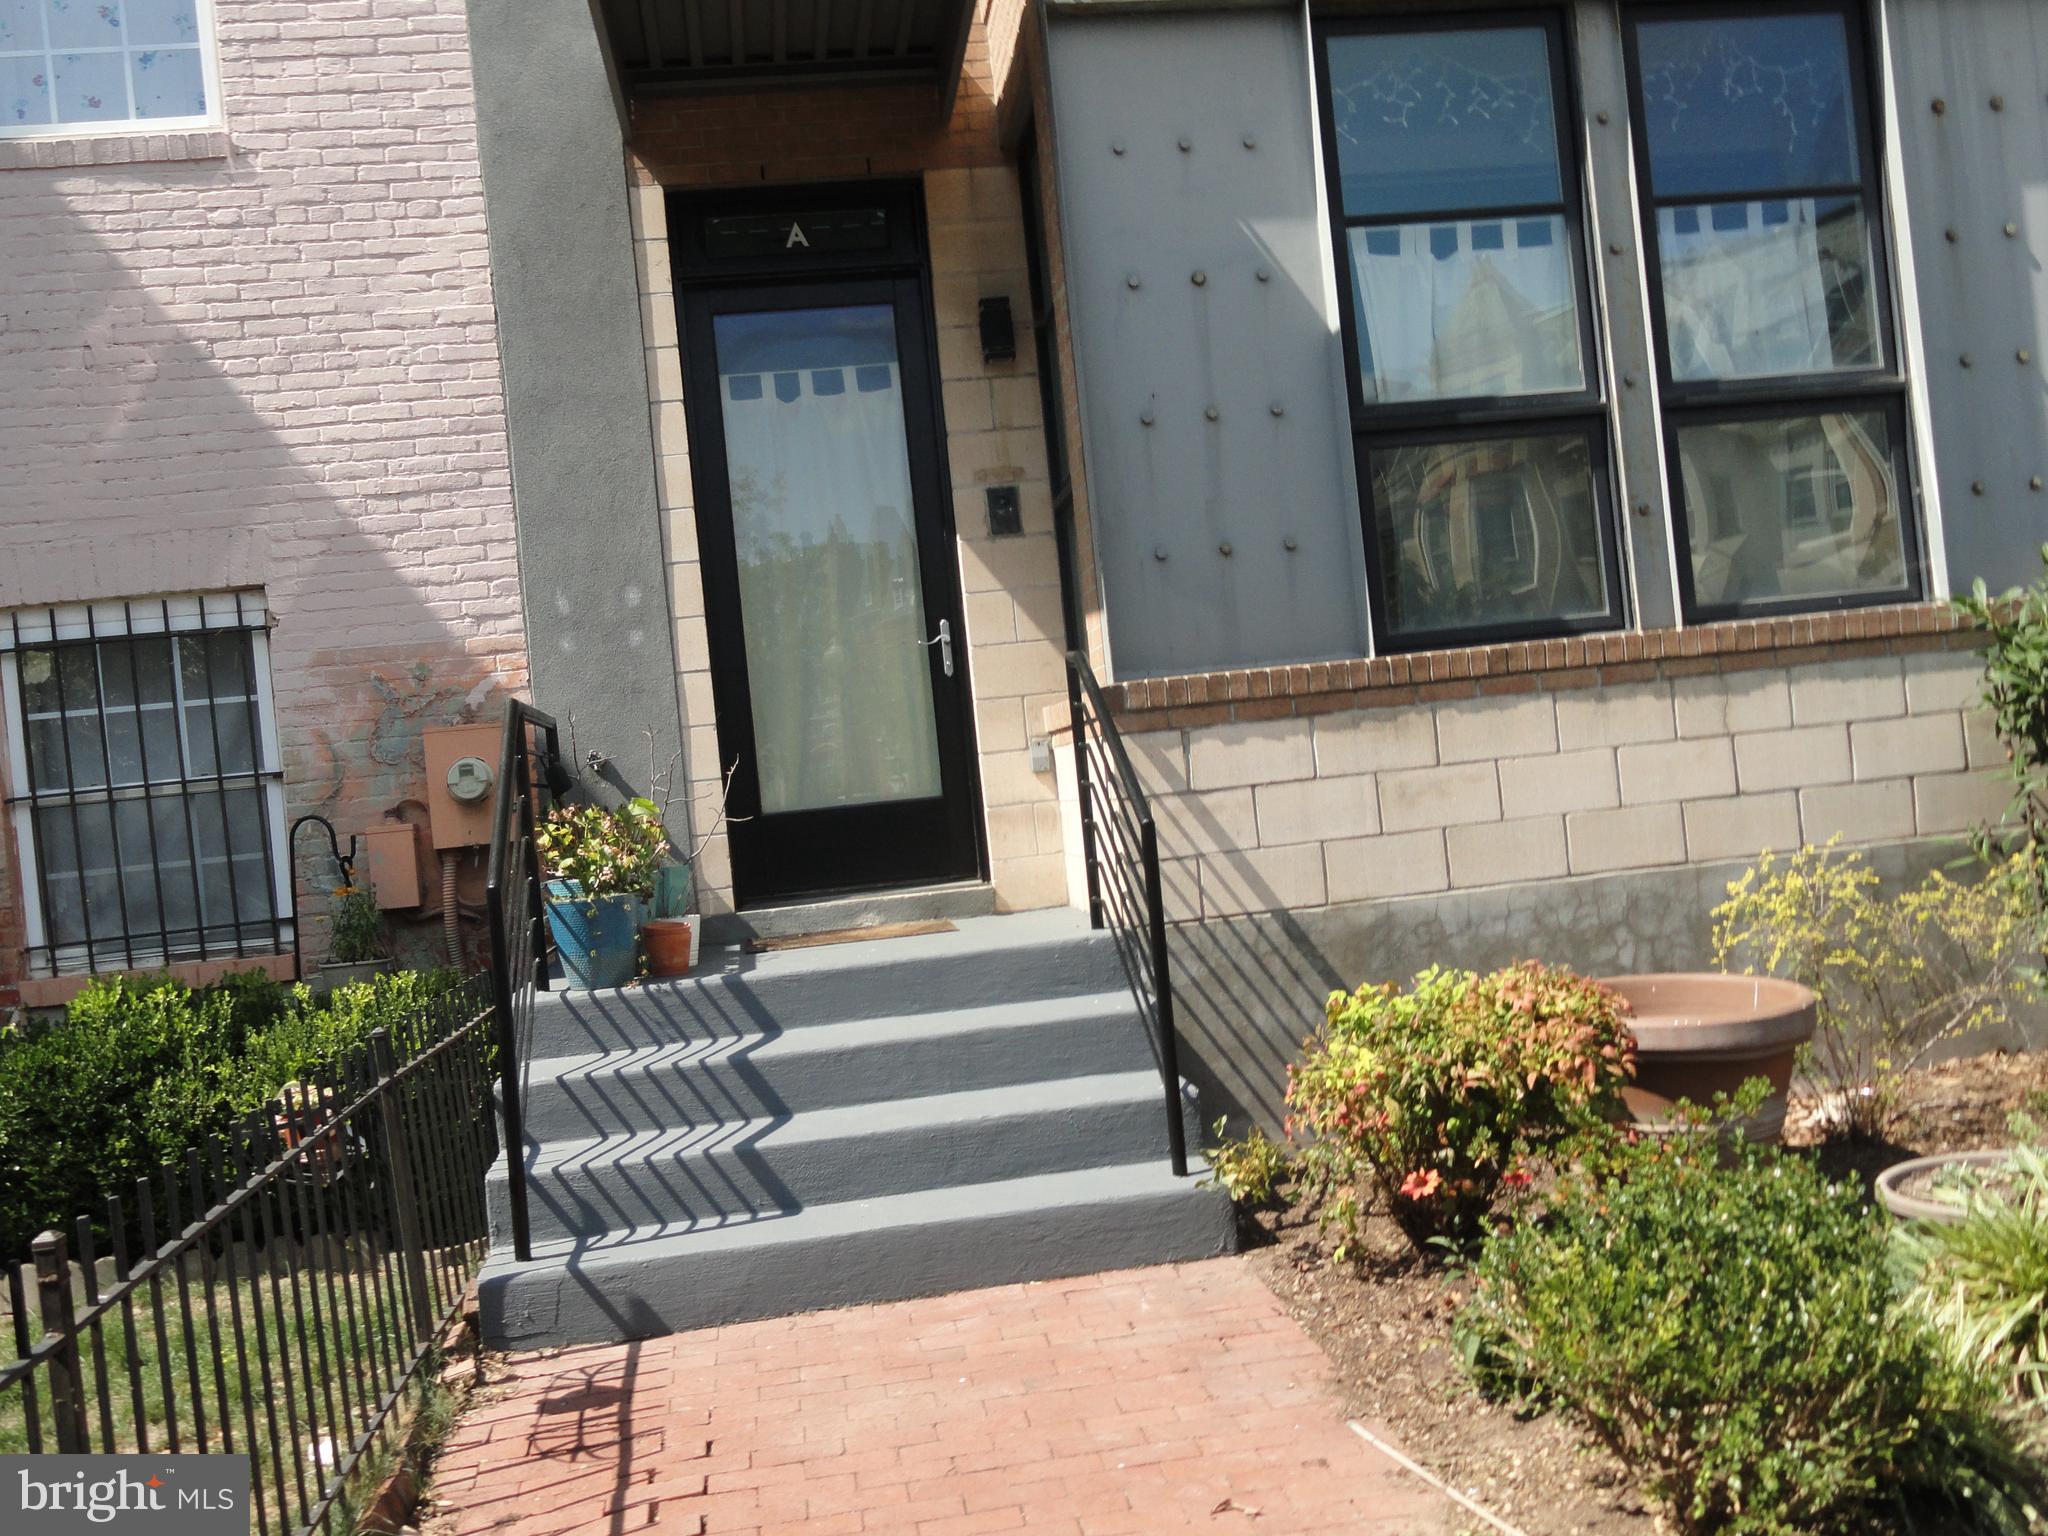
[1243,1048,2047,1536]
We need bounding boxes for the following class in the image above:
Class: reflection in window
[1321,17,1617,647]
[1349,217,1581,403]
[1633,14,1860,199]
[1370,434,1610,638]
[1657,196,1877,381]
[1676,412,1905,608]
[1326,26,1562,217]
[1631,9,1880,386]
[1626,3,1915,618]
[1327,26,1585,408]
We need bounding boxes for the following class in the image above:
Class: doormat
[742,918,957,954]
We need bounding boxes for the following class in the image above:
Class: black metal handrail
[483,701,564,1263]
[1066,650,1188,1177]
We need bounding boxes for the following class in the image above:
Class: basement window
[0,591,294,978]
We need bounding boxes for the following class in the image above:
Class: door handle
[921,618,955,678]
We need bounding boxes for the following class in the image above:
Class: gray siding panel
[1048,9,1369,677]
[1886,0,2048,589]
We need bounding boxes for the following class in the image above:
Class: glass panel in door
[711,304,945,815]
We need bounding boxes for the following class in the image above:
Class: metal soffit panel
[598,0,972,90]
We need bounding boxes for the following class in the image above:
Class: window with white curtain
[1,0,218,137]
[1624,2,1918,617]
[0,591,293,978]
[1315,14,1626,650]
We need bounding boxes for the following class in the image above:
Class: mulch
[1243,1048,2048,1536]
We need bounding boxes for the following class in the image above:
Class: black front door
[674,186,981,908]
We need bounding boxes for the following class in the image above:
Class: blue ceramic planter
[543,880,646,991]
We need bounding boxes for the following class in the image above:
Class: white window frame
[0,0,223,141]
[0,590,295,978]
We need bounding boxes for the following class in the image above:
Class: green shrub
[1201,1118,1291,1206]
[1285,961,1634,1254]
[534,797,669,899]
[1894,1127,2048,1430]
[1461,1113,2044,1535]
[0,968,464,1257]
[1955,545,2048,946]
[1712,841,2041,1141]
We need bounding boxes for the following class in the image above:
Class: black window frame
[1621,0,1924,623]
[1314,8,1629,654]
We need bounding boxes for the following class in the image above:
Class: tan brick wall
[621,4,1071,914]
[1061,617,2012,922]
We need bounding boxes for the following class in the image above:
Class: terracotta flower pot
[643,916,694,979]
[1601,973,1817,1143]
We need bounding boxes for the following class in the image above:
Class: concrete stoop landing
[475,909,1235,1347]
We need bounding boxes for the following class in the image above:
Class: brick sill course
[1100,601,1976,735]
[13,951,295,1011]
[0,129,230,172]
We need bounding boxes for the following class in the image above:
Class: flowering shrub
[1712,840,2040,1141]
[535,797,670,901]
[326,881,384,964]
[1285,961,1635,1253]
[1461,1105,2044,1536]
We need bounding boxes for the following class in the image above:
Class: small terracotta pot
[643,917,694,978]
[1602,972,1817,1143]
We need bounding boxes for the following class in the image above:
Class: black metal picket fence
[0,971,498,1536]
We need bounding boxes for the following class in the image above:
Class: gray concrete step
[511,988,1157,1139]
[476,1159,1236,1347]
[701,880,998,946]
[523,908,1123,1056]
[488,1071,1179,1244]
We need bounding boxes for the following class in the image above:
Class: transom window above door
[1,0,216,136]
[1316,14,1626,652]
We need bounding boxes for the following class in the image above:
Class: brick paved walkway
[431,1259,1456,1536]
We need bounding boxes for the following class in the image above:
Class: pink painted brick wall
[0,0,529,995]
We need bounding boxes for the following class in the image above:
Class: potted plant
[535,798,668,990]
[643,862,696,979]
[319,882,392,991]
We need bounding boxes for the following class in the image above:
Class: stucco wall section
[623,4,1070,915]
[0,0,527,996]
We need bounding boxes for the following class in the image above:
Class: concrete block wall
[1056,613,2018,1130]
[1080,618,2008,926]
[0,0,527,1003]
[622,4,1072,915]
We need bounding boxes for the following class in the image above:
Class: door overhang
[596,0,977,113]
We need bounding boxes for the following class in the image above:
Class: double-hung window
[1316,14,1626,651]
[1,0,217,136]
[0,592,293,978]
[1623,1,1919,618]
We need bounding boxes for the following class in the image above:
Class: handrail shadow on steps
[1066,650,1190,1178]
